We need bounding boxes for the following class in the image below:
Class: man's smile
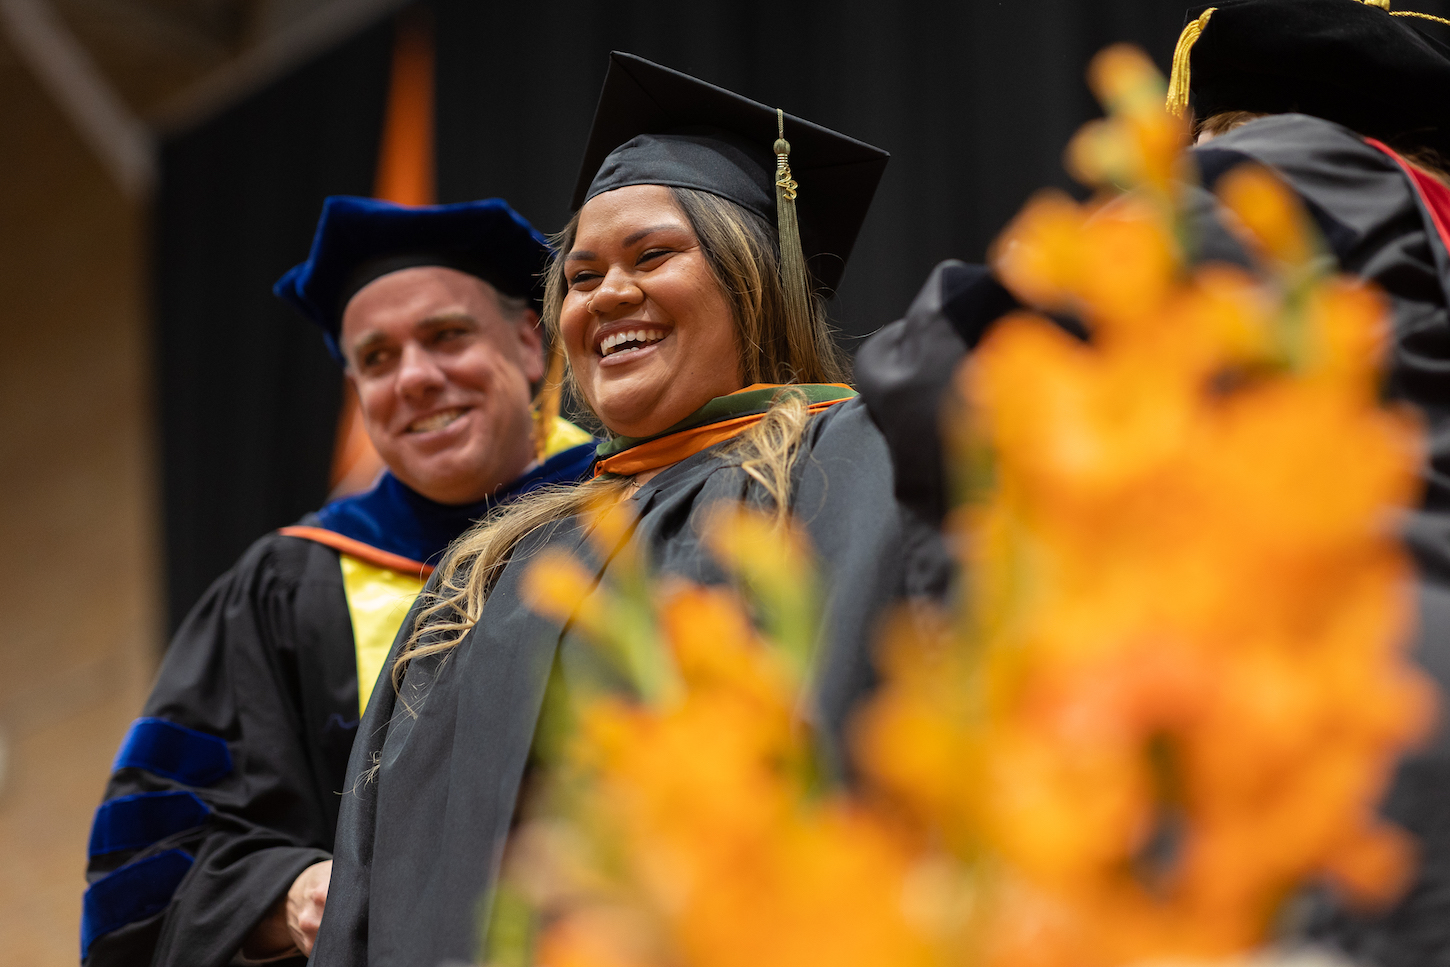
[405,406,469,434]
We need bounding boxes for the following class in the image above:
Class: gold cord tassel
[1361,2,1450,36]
[1392,9,1450,25]
[773,108,813,334]
[532,338,565,462]
[1166,7,1216,117]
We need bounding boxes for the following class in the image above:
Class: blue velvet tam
[273,196,551,362]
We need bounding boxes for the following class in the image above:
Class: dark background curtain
[155,0,1450,635]
[154,24,392,633]
[432,0,1191,338]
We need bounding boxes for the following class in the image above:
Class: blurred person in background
[80,197,596,967]
[855,1,1450,964]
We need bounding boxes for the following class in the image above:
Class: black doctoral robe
[312,399,923,967]
[83,443,598,967]
[854,113,1450,966]
[83,533,357,967]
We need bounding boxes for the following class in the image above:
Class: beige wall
[0,35,158,967]
[0,2,347,959]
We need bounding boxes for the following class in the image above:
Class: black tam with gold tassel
[571,51,888,299]
[1166,0,1450,158]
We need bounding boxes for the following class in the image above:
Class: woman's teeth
[408,408,466,433]
[600,328,667,357]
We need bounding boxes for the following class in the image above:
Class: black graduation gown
[312,399,915,967]
[1199,113,1450,967]
[854,113,1450,966]
[83,533,356,967]
[82,444,599,967]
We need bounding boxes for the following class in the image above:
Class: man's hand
[286,860,331,955]
[241,860,332,961]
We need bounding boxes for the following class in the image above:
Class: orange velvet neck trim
[592,383,854,478]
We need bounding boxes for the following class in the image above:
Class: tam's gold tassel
[773,108,813,334]
[1392,9,1450,25]
[532,338,565,462]
[1166,7,1216,117]
[1358,2,1450,37]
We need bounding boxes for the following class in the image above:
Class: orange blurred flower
[521,549,605,636]
[1067,45,1188,197]
[1216,164,1318,270]
[515,584,938,967]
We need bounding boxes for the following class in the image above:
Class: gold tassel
[1359,2,1450,33]
[1166,7,1216,117]
[1392,10,1450,25]
[773,108,813,332]
[1163,0,1447,121]
[532,338,565,462]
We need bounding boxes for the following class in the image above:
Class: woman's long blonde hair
[392,187,849,688]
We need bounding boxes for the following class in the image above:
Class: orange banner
[329,10,436,498]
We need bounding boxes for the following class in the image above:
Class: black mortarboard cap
[274,196,550,362]
[571,52,889,296]
[1168,0,1450,157]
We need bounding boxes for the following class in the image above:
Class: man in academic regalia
[80,197,596,967]
[855,2,1450,963]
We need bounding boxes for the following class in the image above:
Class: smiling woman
[308,54,916,967]
[556,184,849,441]
[558,185,748,439]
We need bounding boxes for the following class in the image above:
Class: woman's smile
[595,323,672,361]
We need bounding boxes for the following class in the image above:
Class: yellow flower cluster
[506,45,1434,967]
[859,45,1432,966]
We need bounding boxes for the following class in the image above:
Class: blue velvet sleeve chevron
[88,791,210,857]
[111,717,232,786]
[80,720,231,956]
[81,849,194,958]
[84,532,356,967]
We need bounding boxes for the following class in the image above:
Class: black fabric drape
[153,23,392,635]
[431,0,1191,342]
